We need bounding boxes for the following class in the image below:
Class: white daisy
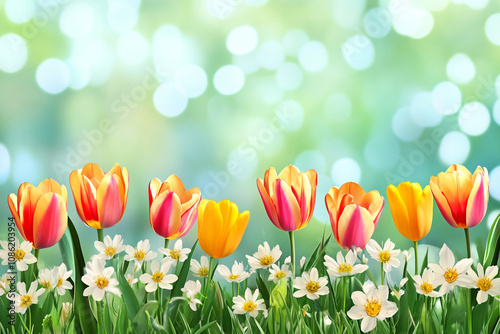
[94,235,126,260]
[366,239,401,273]
[427,243,472,294]
[232,288,266,318]
[8,281,45,314]
[159,239,191,263]
[413,268,442,297]
[38,268,57,291]
[300,256,306,269]
[0,238,37,272]
[217,261,251,283]
[0,273,12,296]
[324,250,369,277]
[293,268,329,300]
[124,240,157,267]
[126,273,138,286]
[246,242,282,269]
[82,257,121,301]
[347,281,398,333]
[54,263,73,296]
[139,260,178,292]
[181,280,202,311]
[60,302,72,327]
[465,264,500,304]
[391,277,408,300]
[284,256,291,264]
[190,256,210,278]
[268,264,292,284]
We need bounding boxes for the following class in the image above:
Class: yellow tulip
[386,182,433,242]
[198,199,249,259]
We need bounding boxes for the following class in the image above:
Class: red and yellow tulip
[8,179,68,249]
[325,182,384,250]
[387,182,433,242]
[429,164,489,229]
[256,165,317,231]
[198,199,249,259]
[149,175,201,239]
[69,163,129,229]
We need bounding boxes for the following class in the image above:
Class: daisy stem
[232,282,235,297]
[380,262,384,285]
[289,231,296,279]
[97,229,103,243]
[343,276,347,313]
[97,299,105,334]
[414,241,419,275]
[18,312,30,333]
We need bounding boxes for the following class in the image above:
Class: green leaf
[116,262,140,320]
[192,320,218,334]
[420,249,429,276]
[270,278,287,309]
[58,231,74,273]
[484,213,500,267]
[67,217,96,334]
[150,315,168,333]
[133,301,159,332]
[256,271,270,309]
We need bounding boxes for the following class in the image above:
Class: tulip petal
[8,193,24,240]
[416,185,433,239]
[178,196,200,238]
[304,169,318,223]
[166,174,187,199]
[97,174,124,228]
[264,167,278,199]
[19,185,43,244]
[274,180,301,231]
[33,193,67,249]
[387,184,412,240]
[466,173,487,228]
[81,163,105,184]
[430,176,459,228]
[69,170,87,223]
[325,191,341,245]
[198,200,223,258]
[337,205,374,250]
[80,175,100,228]
[219,210,249,258]
[257,178,279,227]
[148,178,162,206]
[150,191,182,239]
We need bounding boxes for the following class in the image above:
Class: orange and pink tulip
[149,175,201,239]
[69,163,129,229]
[325,182,384,250]
[429,164,489,229]
[256,165,317,231]
[8,179,68,249]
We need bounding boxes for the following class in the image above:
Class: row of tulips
[7,163,488,260]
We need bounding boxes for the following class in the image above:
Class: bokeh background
[1,0,500,273]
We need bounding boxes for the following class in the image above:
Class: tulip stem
[97,229,103,243]
[164,239,170,258]
[34,249,40,277]
[289,231,296,279]
[205,256,215,296]
[413,241,419,275]
[464,228,471,258]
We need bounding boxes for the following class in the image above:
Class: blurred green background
[1,0,500,272]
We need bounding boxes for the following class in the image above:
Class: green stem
[18,312,30,333]
[343,276,347,313]
[97,229,103,243]
[381,262,384,286]
[96,300,104,334]
[164,239,169,259]
[205,257,215,296]
[464,228,471,258]
[33,248,40,277]
[289,231,296,279]
[414,241,419,275]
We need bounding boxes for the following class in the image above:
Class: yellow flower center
[338,263,353,273]
[152,272,164,283]
[421,282,434,294]
[260,255,274,266]
[14,249,26,261]
[170,249,181,260]
[198,267,208,277]
[134,250,146,261]
[40,281,52,289]
[477,278,492,291]
[19,295,32,308]
[242,300,257,312]
[57,278,63,287]
[444,268,458,283]
[378,251,391,263]
[305,281,320,293]
[95,276,109,289]
[228,274,240,280]
[364,299,382,317]
[275,271,286,279]
[104,246,116,257]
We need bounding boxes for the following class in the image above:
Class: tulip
[325,182,384,250]
[69,163,129,240]
[257,165,317,278]
[387,181,433,274]
[149,175,201,244]
[429,164,489,258]
[7,179,68,249]
[256,165,317,232]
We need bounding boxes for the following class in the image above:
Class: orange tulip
[198,199,249,259]
[387,182,433,242]
[149,175,201,239]
[69,163,129,229]
[256,165,317,231]
[8,179,68,249]
[325,182,384,250]
[429,164,489,229]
